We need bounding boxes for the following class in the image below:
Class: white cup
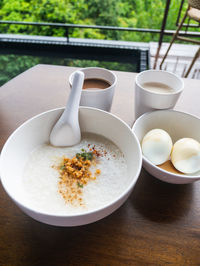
[134,70,184,119]
[69,67,117,112]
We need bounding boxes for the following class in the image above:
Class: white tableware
[50,71,84,146]
[0,107,142,226]
[69,67,117,112]
[134,70,184,119]
[132,110,200,184]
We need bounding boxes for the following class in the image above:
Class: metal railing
[0,20,200,43]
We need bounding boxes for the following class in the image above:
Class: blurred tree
[0,0,198,86]
[0,0,196,42]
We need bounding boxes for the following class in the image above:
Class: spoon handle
[59,71,84,123]
[49,70,84,146]
[64,71,84,116]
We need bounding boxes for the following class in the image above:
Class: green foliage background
[0,0,196,85]
[0,0,190,41]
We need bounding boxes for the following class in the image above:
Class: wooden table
[0,64,200,265]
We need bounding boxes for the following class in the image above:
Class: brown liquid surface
[83,78,111,90]
[158,160,184,175]
[141,82,174,94]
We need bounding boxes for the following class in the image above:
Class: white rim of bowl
[132,109,200,180]
[69,67,117,92]
[0,106,142,218]
[135,70,184,96]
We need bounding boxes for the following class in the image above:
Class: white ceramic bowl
[134,70,184,119]
[132,110,200,184]
[0,107,142,226]
[69,67,117,112]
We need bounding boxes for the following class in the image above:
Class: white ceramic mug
[134,70,184,119]
[69,67,117,112]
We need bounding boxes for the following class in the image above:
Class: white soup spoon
[50,70,84,146]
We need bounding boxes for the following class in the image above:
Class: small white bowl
[0,107,142,226]
[132,110,200,184]
[69,67,117,112]
[134,70,184,119]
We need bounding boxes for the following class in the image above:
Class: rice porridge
[22,133,129,215]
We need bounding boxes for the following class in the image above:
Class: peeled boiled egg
[171,138,200,174]
[142,129,173,165]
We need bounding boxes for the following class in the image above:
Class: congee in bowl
[0,107,142,226]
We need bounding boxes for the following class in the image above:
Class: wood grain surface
[0,65,199,266]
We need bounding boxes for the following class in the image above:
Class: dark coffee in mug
[83,78,111,90]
